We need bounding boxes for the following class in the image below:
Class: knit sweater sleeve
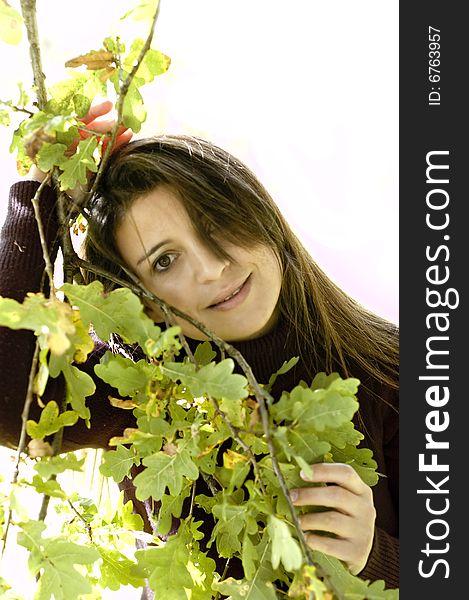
[359,385,399,589]
[0,181,133,452]
[359,526,399,589]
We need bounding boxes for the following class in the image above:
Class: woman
[0,102,398,591]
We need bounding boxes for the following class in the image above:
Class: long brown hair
[84,135,398,390]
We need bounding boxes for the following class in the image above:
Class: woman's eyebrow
[137,239,171,265]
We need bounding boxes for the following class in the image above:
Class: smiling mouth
[208,275,251,308]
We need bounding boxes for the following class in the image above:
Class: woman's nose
[191,243,230,283]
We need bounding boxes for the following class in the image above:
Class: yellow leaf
[109,396,138,410]
[223,449,248,470]
[65,50,114,70]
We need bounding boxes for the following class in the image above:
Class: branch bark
[87,0,161,201]
[19,0,47,110]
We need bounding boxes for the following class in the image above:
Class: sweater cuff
[359,526,399,590]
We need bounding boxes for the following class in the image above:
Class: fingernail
[300,469,313,481]
[290,490,298,502]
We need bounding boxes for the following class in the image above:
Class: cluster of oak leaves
[1,281,395,599]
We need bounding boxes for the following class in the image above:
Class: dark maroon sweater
[0,181,399,589]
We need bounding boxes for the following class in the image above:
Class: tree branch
[208,394,266,495]
[87,0,161,201]
[28,172,56,296]
[19,0,47,110]
[0,99,34,116]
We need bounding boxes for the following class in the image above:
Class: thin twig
[1,340,41,556]
[56,190,85,285]
[208,394,266,494]
[19,0,47,110]
[68,500,93,542]
[0,99,34,116]
[87,0,161,200]
[29,172,56,296]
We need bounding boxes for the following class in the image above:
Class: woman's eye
[153,253,176,272]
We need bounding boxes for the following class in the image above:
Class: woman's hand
[290,462,376,575]
[72,99,133,155]
[25,99,133,185]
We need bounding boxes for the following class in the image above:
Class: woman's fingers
[303,533,357,566]
[301,462,371,495]
[78,99,133,153]
[80,120,127,136]
[114,127,134,147]
[101,127,133,154]
[81,100,114,125]
[299,510,355,538]
[291,484,358,514]
[290,462,376,575]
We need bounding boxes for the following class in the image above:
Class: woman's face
[115,186,283,341]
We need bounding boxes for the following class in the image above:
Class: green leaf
[121,78,146,133]
[115,494,145,532]
[136,526,194,598]
[58,136,98,190]
[72,94,91,119]
[194,341,217,366]
[241,535,258,581]
[123,38,171,83]
[34,454,85,479]
[144,325,181,358]
[267,515,302,572]
[319,420,364,449]
[99,445,140,483]
[62,364,95,421]
[288,564,329,599]
[47,72,105,116]
[36,142,68,172]
[134,446,198,501]
[157,483,192,535]
[273,426,330,464]
[210,498,246,556]
[0,294,76,355]
[28,474,67,499]
[0,575,13,597]
[121,1,159,22]
[17,521,100,600]
[95,353,159,397]
[266,356,299,392]
[0,2,23,45]
[311,550,399,598]
[289,384,359,431]
[213,537,278,599]
[10,124,33,174]
[61,281,164,350]
[163,359,248,401]
[329,444,379,487]
[97,547,145,590]
[0,107,11,126]
[26,401,78,440]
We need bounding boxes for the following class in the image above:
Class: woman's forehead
[126,187,192,231]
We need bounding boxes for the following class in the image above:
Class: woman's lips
[208,275,252,311]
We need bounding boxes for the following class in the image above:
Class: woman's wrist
[24,164,48,183]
